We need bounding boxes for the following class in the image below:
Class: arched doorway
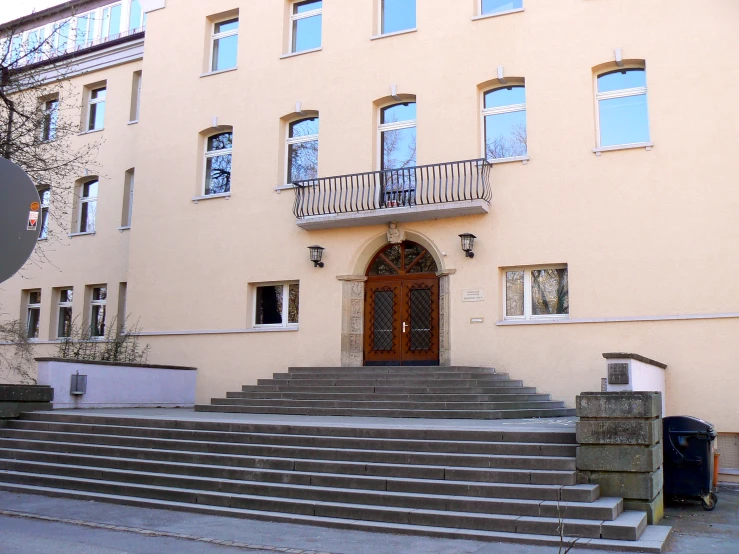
[364,241,440,366]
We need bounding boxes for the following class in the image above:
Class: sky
[0,0,64,25]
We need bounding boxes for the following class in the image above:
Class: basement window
[254,283,299,328]
[503,266,569,320]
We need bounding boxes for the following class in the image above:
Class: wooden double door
[363,241,440,366]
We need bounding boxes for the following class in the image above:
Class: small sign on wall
[470,317,484,324]
[462,289,485,302]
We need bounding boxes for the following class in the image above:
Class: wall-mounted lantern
[459,233,476,258]
[308,245,325,268]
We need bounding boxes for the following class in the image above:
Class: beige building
[2,0,738,454]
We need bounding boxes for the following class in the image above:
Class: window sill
[498,317,570,326]
[127,120,138,125]
[251,326,299,333]
[138,326,299,336]
[371,28,417,41]
[68,231,96,237]
[200,67,238,78]
[593,142,653,156]
[471,8,525,21]
[118,226,131,231]
[192,192,231,203]
[275,184,296,191]
[280,47,322,59]
[78,128,104,135]
[488,155,530,165]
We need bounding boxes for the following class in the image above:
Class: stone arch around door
[337,231,454,367]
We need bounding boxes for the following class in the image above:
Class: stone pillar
[437,271,453,366]
[576,391,664,524]
[338,275,366,367]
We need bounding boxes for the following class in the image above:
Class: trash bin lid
[664,415,716,439]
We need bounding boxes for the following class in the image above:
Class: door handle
[402,322,408,333]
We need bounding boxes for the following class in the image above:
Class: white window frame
[90,285,107,338]
[594,68,650,149]
[377,102,416,171]
[210,17,239,73]
[100,3,124,40]
[123,169,135,227]
[253,282,300,329]
[87,86,106,131]
[289,0,323,53]
[74,9,98,50]
[78,179,98,233]
[478,0,524,18]
[41,97,58,141]
[24,25,46,63]
[57,288,73,339]
[26,290,42,339]
[502,265,569,321]
[38,187,50,239]
[285,117,319,184]
[203,131,233,196]
[379,0,417,36]
[481,86,527,162]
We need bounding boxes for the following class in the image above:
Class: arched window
[367,241,438,276]
[203,131,233,195]
[482,85,527,160]
[595,68,650,148]
[287,117,319,183]
[379,102,417,206]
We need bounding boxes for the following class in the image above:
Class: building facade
[2,0,738,446]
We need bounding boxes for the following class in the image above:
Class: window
[211,18,239,72]
[129,71,142,122]
[379,102,417,206]
[290,0,322,53]
[75,12,96,49]
[90,286,107,337]
[78,179,98,233]
[254,283,299,327]
[26,290,42,339]
[483,85,527,160]
[57,288,73,338]
[287,117,319,183]
[101,3,122,40]
[117,282,128,332]
[204,132,233,195]
[596,68,650,147]
[25,26,46,63]
[53,20,71,55]
[481,0,523,16]
[41,98,58,141]
[122,169,135,227]
[39,188,50,239]
[381,0,416,34]
[129,0,147,31]
[87,86,106,131]
[504,267,569,320]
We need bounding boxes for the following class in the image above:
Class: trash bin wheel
[701,492,718,511]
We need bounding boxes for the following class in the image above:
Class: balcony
[292,158,492,230]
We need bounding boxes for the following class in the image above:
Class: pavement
[0,486,738,554]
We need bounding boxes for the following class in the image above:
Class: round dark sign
[0,157,41,283]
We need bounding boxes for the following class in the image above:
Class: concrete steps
[200,366,577,419]
[0,411,667,551]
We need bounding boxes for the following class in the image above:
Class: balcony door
[364,241,439,365]
[379,102,416,208]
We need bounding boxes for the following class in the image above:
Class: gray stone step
[0,429,577,470]
[19,412,577,444]
[196,404,577,420]
[0,447,594,501]
[5,420,576,457]
[0,459,621,520]
[0,470,631,538]
[208,398,566,411]
[0,482,668,552]
[287,366,497,373]
[227,392,551,402]
[242,384,535,394]
[256,378,519,387]
[0,437,577,485]
[272,372,509,381]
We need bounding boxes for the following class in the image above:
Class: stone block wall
[576,391,664,524]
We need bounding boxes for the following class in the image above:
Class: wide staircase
[0,410,668,551]
[197,366,577,419]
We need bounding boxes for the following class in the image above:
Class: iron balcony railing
[292,158,492,219]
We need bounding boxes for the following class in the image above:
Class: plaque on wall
[608,363,630,385]
[462,289,485,302]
